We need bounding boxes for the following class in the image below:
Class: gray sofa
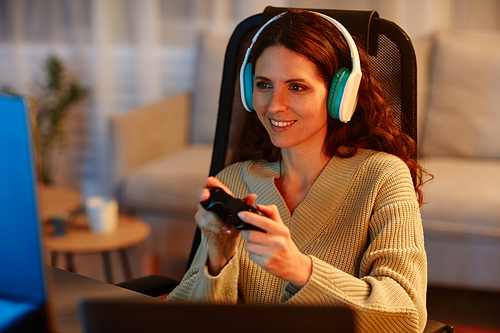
[109,92,213,280]
[416,30,500,291]
[109,33,226,279]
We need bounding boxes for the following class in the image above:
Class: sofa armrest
[109,93,190,187]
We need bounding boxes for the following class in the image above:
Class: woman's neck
[275,147,330,214]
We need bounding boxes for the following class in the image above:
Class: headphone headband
[239,12,285,112]
[239,10,362,123]
[313,12,361,80]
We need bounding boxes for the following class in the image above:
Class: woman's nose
[268,88,287,112]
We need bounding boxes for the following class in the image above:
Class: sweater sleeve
[166,233,240,304]
[166,163,251,304]
[280,160,428,333]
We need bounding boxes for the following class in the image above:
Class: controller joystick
[200,187,265,232]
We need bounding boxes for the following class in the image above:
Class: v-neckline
[245,150,372,250]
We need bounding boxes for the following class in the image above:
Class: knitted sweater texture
[167,149,428,333]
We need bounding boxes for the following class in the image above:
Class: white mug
[85,196,118,234]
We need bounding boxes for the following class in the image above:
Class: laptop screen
[0,95,49,332]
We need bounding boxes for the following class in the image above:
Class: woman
[167,9,428,333]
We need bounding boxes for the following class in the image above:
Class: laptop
[0,95,53,332]
[79,299,355,333]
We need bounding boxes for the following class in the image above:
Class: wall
[0,0,498,198]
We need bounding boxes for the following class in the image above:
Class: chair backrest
[187,6,417,268]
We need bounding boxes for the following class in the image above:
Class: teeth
[271,119,295,127]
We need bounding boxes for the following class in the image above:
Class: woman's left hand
[238,205,312,286]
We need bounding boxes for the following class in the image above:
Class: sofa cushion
[109,93,191,183]
[413,36,433,143]
[421,31,500,159]
[420,156,500,240]
[119,145,213,215]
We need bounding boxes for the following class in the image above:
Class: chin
[269,138,295,149]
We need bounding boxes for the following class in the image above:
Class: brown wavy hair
[232,9,430,206]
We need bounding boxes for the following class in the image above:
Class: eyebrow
[254,75,309,83]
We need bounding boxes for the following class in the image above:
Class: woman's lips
[270,119,296,128]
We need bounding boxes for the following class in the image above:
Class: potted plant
[2,55,87,183]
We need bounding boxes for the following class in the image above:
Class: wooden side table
[44,214,151,284]
[38,184,82,222]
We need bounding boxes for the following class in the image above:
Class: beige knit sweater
[167,149,428,333]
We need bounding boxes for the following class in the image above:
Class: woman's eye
[255,81,271,89]
[289,84,305,91]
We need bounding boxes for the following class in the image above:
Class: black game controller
[200,187,265,232]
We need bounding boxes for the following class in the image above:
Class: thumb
[243,193,258,206]
[206,176,234,197]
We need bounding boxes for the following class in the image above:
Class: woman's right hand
[195,176,257,276]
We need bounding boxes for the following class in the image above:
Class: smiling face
[253,46,329,155]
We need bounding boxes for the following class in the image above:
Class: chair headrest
[263,7,379,56]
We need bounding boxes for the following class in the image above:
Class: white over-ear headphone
[239,11,362,123]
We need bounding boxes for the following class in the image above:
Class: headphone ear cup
[242,63,255,111]
[327,67,350,120]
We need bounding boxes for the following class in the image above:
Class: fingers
[201,177,259,206]
[256,204,280,221]
[195,205,230,235]
[197,177,242,236]
[238,204,283,235]
[198,177,222,201]
[199,176,238,202]
[240,227,269,244]
[239,208,311,286]
[206,176,234,197]
[198,176,265,241]
[198,187,210,201]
